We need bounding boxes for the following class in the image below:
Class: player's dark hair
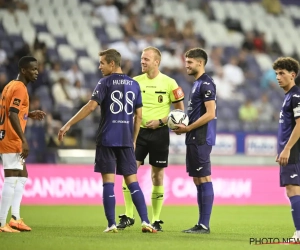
[273,57,300,76]
[185,48,208,65]
[99,49,121,67]
[18,56,37,71]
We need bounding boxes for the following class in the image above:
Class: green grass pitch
[1,205,299,250]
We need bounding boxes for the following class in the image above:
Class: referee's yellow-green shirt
[133,72,184,128]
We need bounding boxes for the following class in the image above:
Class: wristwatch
[159,119,164,126]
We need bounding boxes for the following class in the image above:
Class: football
[167,109,189,130]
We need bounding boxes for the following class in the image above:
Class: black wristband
[159,119,164,126]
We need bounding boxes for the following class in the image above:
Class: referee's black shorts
[135,125,170,168]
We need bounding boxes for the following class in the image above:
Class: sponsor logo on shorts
[290,174,298,178]
[196,167,203,171]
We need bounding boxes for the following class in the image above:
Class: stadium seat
[255,54,274,72]
[66,33,86,50]
[78,57,98,74]
[22,26,36,45]
[37,32,56,49]
[57,44,77,61]
[105,24,124,41]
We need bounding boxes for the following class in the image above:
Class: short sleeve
[292,93,300,119]
[169,79,184,103]
[91,79,107,104]
[136,85,143,109]
[9,84,27,114]
[200,81,216,102]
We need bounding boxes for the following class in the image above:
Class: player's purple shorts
[186,143,212,177]
[94,146,137,176]
[280,163,300,187]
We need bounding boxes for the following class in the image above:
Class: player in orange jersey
[0,56,46,233]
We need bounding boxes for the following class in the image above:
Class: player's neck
[146,69,159,79]
[112,67,123,74]
[194,69,205,80]
[284,82,296,93]
[16,74,28,86]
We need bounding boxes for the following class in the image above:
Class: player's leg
[0,154,21,233]
[182,144,213,234]
[94,146,117,233]
[118,147,156,233]
[150,165,165,230]
[118,130,149,229]
[148,126,169,231]
[281,163,300,240]
[9,162,31,231]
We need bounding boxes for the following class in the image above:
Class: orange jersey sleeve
[0,81,29,153]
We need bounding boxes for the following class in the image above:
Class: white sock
[0,177,18,227]
[11,177,27,220]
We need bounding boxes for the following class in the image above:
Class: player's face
[141,50,159,73]
[275,69,296,89]
[23,61,38,82]
[185,57,201,76]
[99,55,113,76]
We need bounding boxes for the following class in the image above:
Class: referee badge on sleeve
[173,87,184,100]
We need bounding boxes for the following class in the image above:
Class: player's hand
[173,124,188,134]
[58,124,71,141]
[20,140,29,159]
[276,149,290,166]
[28,110,46,121]
[145,120,160,129]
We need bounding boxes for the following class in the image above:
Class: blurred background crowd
[0,0,299,163]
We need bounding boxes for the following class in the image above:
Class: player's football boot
[9,218,32,231]
[116,214,135,230]
[141,221,157,233]
[103,224,118,233]
[290,231,300,243]
[182,224,210,234]
[152,220,164,232]
[0,223,20,233]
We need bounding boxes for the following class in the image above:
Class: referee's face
[141,50,158,73]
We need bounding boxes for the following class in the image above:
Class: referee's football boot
[152,220,164,232]
[116,214,135,230]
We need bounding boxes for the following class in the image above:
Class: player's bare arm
[9,111,29,159]
[175,100,215,134]
[28,110,46,120]
[276,118,300,166]
[58,100,98,141]
[133,107,142,150]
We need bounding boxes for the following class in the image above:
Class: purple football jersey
[91,73,142,147]
[278,85,300,163]
[186,73,217,146]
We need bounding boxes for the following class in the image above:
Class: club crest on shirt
[158,95,163,103]
[205,90,212,98]
[13,98,21,106]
